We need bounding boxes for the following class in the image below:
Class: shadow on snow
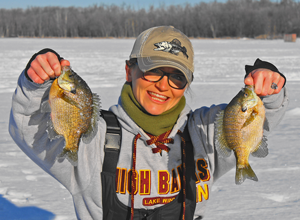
[0,195,55,220]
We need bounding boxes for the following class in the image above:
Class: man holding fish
[9,26,288,220]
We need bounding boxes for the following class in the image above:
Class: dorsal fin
[82,93,101,144]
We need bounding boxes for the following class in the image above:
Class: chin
[145,107,165,116]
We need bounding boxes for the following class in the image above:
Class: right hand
[27,52,70,84]
[244,68,285,96]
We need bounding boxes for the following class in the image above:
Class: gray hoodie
[9,70,289,219]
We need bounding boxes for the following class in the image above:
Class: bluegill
[43,66,100,165]
[214,85,268,185]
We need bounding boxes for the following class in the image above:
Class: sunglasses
[142,68,187,89]
[126,60,188,89]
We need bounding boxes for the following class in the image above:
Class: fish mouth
[147,91,169,103]
[58,67,76,92]
[58,80,76,93]
[241,98,258,112]
[245,85,254,90]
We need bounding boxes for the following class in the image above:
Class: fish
[154,38,189,58]
[42,66,100,165]
[214,85,268,185]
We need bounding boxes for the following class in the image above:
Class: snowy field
[0,37,299,220]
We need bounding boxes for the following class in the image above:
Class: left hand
[27,52,70,84]
[244,68,285,96]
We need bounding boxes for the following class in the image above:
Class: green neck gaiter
[120,82,186,136]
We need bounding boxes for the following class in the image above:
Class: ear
[125,63,132,82]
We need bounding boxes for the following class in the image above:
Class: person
[9,26,288,220]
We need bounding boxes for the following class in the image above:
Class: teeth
[149,92,168,100]
[152,97,164,102]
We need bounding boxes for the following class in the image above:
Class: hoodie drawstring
[131,133,141,220]
[130,130,186,220]
[146,130,173,154]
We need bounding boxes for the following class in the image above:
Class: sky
[2,0,299,10]
[1,0,231,10]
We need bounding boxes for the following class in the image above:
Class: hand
[27,52,70,84]
[244,68,285,96]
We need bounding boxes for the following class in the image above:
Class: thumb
[60,59,71,67]
[244,73,254,86]
[53,59,71,78]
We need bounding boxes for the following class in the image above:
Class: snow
[0,38,299,219]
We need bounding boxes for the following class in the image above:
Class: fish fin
[41,100,51,113]
[242,111,258,128]
[263,117,270,132]
[82,93,101,144]
[61,91,83,110]
[214,110,232,157]
[57,149,78,166]
[251,136,268,158]
[235,164,258,185]
[46,116,61,140]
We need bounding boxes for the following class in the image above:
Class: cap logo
[154,39,189,59]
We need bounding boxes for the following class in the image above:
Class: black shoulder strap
[101,111,194,177]
[101,110,122,174]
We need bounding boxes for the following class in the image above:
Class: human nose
[155,75,169,91]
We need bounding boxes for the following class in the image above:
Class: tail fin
[235,164,258,185]
[58,149,78,166]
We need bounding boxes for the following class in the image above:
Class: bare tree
[0,1,299,38]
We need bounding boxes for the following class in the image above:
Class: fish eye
[244,93,248,98]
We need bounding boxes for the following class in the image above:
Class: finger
[50,59,71,78]
[274,77,285,94]
[46,52,65,77]
[60,59,70,67]
[269,72,281,95]
[252,72,264,95]
[244,73,254,86]
[27,68,44,84]
[30,60,51,81]
[261,71,273,96]
[35,54,56,79]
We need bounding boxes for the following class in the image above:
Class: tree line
[1,0,299,38]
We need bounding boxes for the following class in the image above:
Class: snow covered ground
[0,37,299,220]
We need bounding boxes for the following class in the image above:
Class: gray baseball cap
[129,26,194,85]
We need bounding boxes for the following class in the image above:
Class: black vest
[101,110,198,220]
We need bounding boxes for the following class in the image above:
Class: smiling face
[126,64,187,115]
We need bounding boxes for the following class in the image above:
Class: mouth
[242,98,258,110]
[148,91,169,103]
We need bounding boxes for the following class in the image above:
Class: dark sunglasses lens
[169,74,187,89]
[144,70,162,81]
[143,69,187,89]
